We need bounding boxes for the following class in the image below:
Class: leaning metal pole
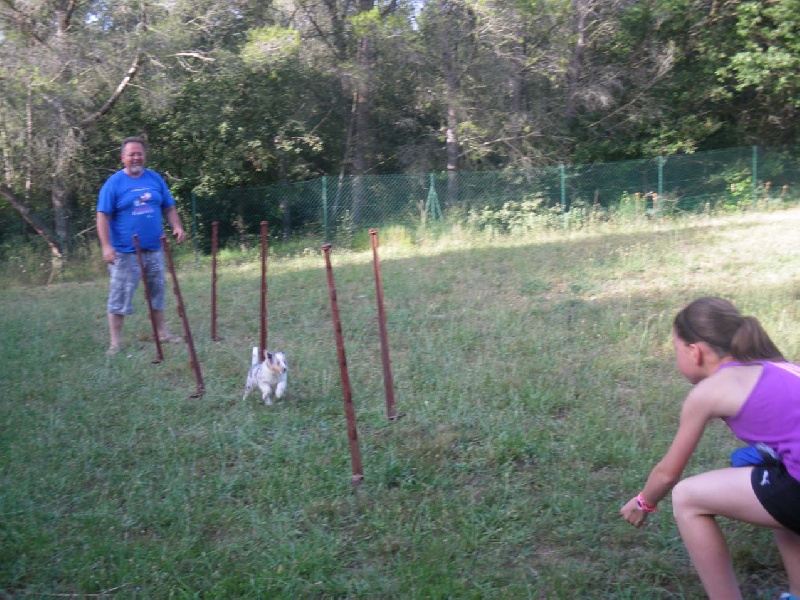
[161,235,205,398]
[369,229,400,420]
[260,221,268,362]
[133,234,163,364]
[211,221,221,341]
[321,243,364,486]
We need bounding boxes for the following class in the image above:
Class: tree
[415,0,479,202]
[718,0,800,145]
[450,0,573,168]
[0,0,240,257]
[567,0,800,159]
[0,184,62,259]
[0,0,152,256]
[290,0,403,221]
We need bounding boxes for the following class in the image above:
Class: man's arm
[96,212,116,264]
[164,206,186,243]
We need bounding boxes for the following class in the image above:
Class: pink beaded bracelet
[637,492,658,513]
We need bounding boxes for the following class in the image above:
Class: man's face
[122,142,146,176]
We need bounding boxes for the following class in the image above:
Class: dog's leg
[275,380,286,399]
[243,367,256,401]
[262,389,273,405]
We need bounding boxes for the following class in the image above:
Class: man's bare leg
[154,309,181,343]
[107,313,124,355]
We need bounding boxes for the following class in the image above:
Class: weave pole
[210,222,221,341]
[321,243,364,487]
[132,234,163,364]
[161,235,205,398]
[369,229,402,421]
[260,221,268,362]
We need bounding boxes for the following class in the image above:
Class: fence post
[425,173,442,223]
[658,155,664,200]
[752,145,758,205]
[424,174,432,219]
[322,175,328,243]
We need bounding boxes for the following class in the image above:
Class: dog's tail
[251,346,259,366]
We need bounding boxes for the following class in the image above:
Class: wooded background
[1,0,799,258]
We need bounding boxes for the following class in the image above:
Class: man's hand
[101,245,116,264]
[164,206,185,243]
[96,212,115,263]
[172,225,186,243]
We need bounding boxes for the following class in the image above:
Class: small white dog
[243,346,288,405]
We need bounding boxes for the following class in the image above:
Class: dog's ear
[266,352,274,362]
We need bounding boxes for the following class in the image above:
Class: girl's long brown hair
[673,297,785,362]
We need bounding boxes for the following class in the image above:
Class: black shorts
[752,464,800,534]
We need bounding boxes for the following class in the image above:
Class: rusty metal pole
[211,222,221,341]
[369,229,401,420]
[161,235,205,398]
[260,221,268,362]
[133,234,163,364]
[321,243,364,486]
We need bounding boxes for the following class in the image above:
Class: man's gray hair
[121,136,148,155]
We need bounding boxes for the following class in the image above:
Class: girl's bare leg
[671,467,784,600]
[775,528,800,597]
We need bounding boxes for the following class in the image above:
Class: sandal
[106,345,122,356]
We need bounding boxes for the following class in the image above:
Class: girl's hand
[620,496,648,528]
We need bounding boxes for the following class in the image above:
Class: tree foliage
[1,0,799,255]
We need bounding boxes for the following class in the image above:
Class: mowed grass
[2,209,800,598]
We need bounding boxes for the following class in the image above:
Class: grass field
[2,208,800,598]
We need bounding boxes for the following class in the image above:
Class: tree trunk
[0,185,63,258]
[0,116,11,188]
[566,0,587,119]
[25,90,33,203]
[351,23,373,224]
[445,99,459,207]
[439,14,460,207]
[52,176,69,251]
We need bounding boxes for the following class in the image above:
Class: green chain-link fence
[190,145,800,252]
[2,145,797,257]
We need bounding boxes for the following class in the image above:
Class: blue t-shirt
[96,169,176,252]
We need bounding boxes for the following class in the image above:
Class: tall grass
[2,209,800,598]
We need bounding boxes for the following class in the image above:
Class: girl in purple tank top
[620,297,800,600]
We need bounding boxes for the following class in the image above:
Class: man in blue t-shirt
[96,136,186,356]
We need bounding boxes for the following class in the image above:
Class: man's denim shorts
[107,250,166,315]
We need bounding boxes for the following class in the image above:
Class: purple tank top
[720,361,800,480]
